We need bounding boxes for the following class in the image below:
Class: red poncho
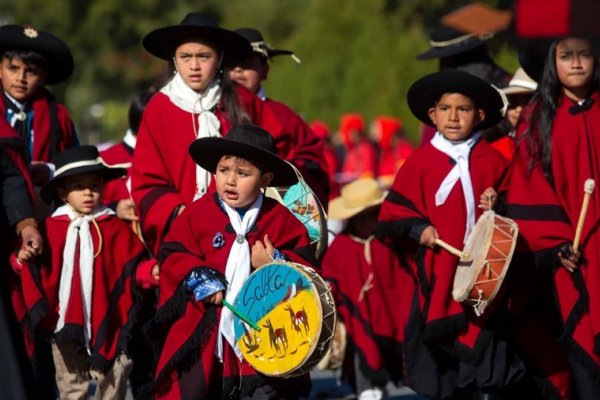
[321,234,406,383]
[504,93,600,395]
[20,213,151,372]
[147,193,317,399]
[100,141,133,204]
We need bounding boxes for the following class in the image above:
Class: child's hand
[20,226,43,257]
[479,187,497,211]
[251,234,274,268]
[204,291,223,305]
[151,264,160,283]
[17,246,36,263]
[558,244,580,273]
[116,198,138,221]
[419,226,439,248]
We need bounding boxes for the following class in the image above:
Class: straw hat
[328,178,385,220]
[501,68,537,95]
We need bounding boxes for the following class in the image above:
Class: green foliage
[2,0,517,145]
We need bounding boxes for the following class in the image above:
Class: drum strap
[431,132,481,242]
[216,193,263,361]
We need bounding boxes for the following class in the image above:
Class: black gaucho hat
[41,145,126,203]
[0,24,74,85]
[417,25,492,61]
[407,69,506,130]
[189,123,297,187]
[143,12,252,66]
[234,28,301,63]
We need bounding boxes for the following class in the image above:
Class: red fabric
[151,193,316,398]
[377,139,509,355]
[20,214,151,372]
[0,118,33,197]
[516,0,570,37]
[339,113,365,148]
[505,94,600,387]
[341,140,378,182]
[490,135,515,161]
[264,98,329,207]
[378,139,414,186]
[0,88,76,162]
[321,235,407,373]
[100,142,133,204]
[309,120,330,140]
[131,85,294,256]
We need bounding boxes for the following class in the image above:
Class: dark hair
[522,37,600,182]
[128,90,154,134]
[2,49,47,70]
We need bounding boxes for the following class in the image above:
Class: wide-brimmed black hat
[417,26,491,61]
[0,24,73,85]
[234,28,300,63]
[143,13,252,66]
[407,69,506,130]
[41,145,126,203]
[189,123,297,187]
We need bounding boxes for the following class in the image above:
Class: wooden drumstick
[573,179,595,253]
[435,238,470,260]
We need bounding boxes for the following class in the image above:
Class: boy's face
[174,41,222,93]
[228,54,269,94]
[0,56,47,102]
[428,93,485,141]
[57,172,104,215]
[215,155,273,209]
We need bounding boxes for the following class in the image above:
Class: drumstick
[573,179,595,253]
[223,300,261,331]
[435,238,471,260]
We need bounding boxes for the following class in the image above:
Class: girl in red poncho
[131,13,301,256]
[375,70,534,399]
[322,178,405,400]
[146,123,317,399]
[505,36,600,399]
[338,113,378,184]
[370,116,414,189]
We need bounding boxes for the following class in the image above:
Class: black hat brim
[189,137,298,187]
[0,25,73,85]
[143,25,252,66]
[41,164,126,204]
[416,36,486,60]
[407,69,504,130]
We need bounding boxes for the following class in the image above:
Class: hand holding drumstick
[420,225,470,259]
[560,179,595,273]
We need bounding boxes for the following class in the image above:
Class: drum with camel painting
[232,261,336,377]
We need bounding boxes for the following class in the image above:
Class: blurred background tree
[0,0,518,145]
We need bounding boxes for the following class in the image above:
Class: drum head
[452,211,496,302]
[233,262,325,376]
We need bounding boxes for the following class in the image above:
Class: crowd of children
[3,8,600,400]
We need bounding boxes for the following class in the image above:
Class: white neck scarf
[216,193,264,361]
[123,129,137,149]
[161,73,222,200]
[430,131,481,242]
[53,204,114,350]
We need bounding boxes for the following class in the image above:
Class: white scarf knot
[53,205,114,350]
[216,194,263,361]
[430,131,481,242]
[161,73,222,199]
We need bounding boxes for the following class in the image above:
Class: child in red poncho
[14,145,158,399]
[322,178,406,400]
[146,123,318,399]
[375,69,535,399]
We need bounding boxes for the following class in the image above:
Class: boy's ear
[427,106,437,125]
[261,172,274,188]
[477,109,486,125]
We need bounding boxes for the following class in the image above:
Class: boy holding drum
[375,69,535,398]
[146,123,318,399]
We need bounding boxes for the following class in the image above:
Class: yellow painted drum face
[233,262,323,376]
